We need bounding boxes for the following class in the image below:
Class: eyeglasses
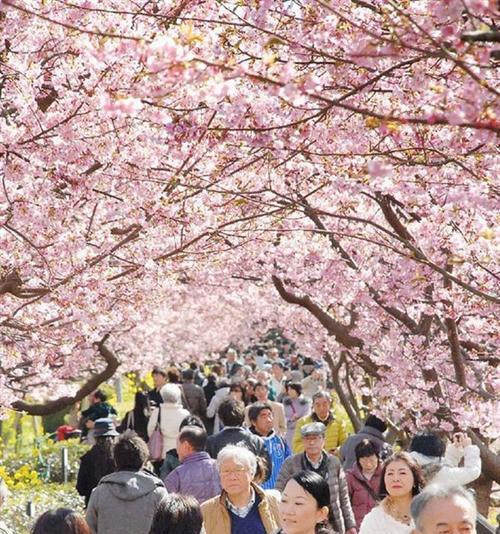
[220,467,249,477]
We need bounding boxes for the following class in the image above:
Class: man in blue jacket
[248,402,290,489]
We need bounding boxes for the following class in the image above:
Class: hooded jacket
[86,470,167,534]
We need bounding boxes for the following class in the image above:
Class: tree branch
[324,350,362,431]
[10,334,120,415]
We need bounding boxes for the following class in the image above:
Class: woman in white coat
[360,452,424,534]
[147,383,190,458]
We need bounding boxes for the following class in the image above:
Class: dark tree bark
[11,334,120,416]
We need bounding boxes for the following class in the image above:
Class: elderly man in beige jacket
[244,382,286,437]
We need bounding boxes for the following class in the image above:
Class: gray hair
[410,485,477,529]
[160,383,181,404]
[312,390,331,403]
[216,444,257,477]
[0,478,10,507]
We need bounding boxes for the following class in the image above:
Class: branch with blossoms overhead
[0,0,498,496]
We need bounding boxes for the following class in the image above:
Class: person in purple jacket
[282,382,311,448]
[164,426,221,504]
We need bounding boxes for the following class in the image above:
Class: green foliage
[2,483,84,534]
[1,437,88,485]
[41,408,71,434]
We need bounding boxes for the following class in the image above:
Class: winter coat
[244,401,287,437]
[283,396,311,448]
[164,451,221,503]
[201,482,281,534]
[292,413,347,454]
[76,444,116,506]
[182,382,207,419]
[410,444,481,487]
[340,425,392,469]
[276,452,356,534]
[147,403,190,457]
[359,505,414,534]
[86,470,167,534]
[346,463,383,528]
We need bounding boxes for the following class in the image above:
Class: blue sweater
[228,497,266,534]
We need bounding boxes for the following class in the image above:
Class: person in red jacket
[346,438,383,529]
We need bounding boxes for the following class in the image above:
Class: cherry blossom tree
[1,0,498,505]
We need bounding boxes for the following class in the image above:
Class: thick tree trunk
[470,473,493,516]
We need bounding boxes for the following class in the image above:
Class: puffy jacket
[292,413,347,453]
[86,470,167,534]
[147,403,190,457]
[164,451,221,503]
[201,482,280,534]
[346,463,383,528]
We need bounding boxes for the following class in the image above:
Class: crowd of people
[0,347,485,534]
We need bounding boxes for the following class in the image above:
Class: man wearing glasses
[276,422,357,534]
[201,444,281,534]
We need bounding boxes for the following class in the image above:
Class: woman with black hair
[359,452,424,534]
[31,508,91,534]
[346,439,383,528]
[148,494,202,534]
[76,418,117,507]
[117,391,150,442]
[278,470,331,534]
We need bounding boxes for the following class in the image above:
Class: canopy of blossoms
[1,0,498,478]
